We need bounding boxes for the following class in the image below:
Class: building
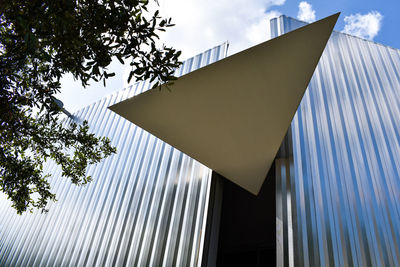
[273,15,400,267]
[0,44,228,267]
[1,14,399,267]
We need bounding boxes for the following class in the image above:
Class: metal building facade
[273,16,400,267]
[2,15,400,267]
[0,43,228,267]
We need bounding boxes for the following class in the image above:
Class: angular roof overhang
[109,13,339,194]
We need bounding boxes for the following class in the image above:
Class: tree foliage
[0,0,181,214]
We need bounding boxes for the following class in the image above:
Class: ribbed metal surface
[273,16,400,267]
[0,43,228,267]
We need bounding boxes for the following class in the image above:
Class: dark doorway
[203,165,276,267]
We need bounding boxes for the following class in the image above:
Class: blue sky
[278,0,399,49]
[58,0,400,113]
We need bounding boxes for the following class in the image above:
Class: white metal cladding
[0,43,228,267]
[273,16,400,267]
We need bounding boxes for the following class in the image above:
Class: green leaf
[128,71,134,83]
[116,55,124,64]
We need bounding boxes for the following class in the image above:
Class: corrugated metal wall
[273,16,400,267]
[0,43,228,267]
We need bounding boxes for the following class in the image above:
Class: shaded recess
[218,169,276,267]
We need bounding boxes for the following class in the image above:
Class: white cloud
[158,0,284,58]
[245,10,282,45]
[343,11,383,40]
[297,1,315,23]
[122,0,285,87]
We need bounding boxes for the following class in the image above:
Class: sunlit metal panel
[273,16,400,267]
[0,43,228,267]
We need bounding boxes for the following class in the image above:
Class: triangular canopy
[109,13,339,194]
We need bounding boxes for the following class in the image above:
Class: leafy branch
[0,0,181,214]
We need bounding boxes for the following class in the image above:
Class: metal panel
[273,15,400,267]
[0,43,228,267]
